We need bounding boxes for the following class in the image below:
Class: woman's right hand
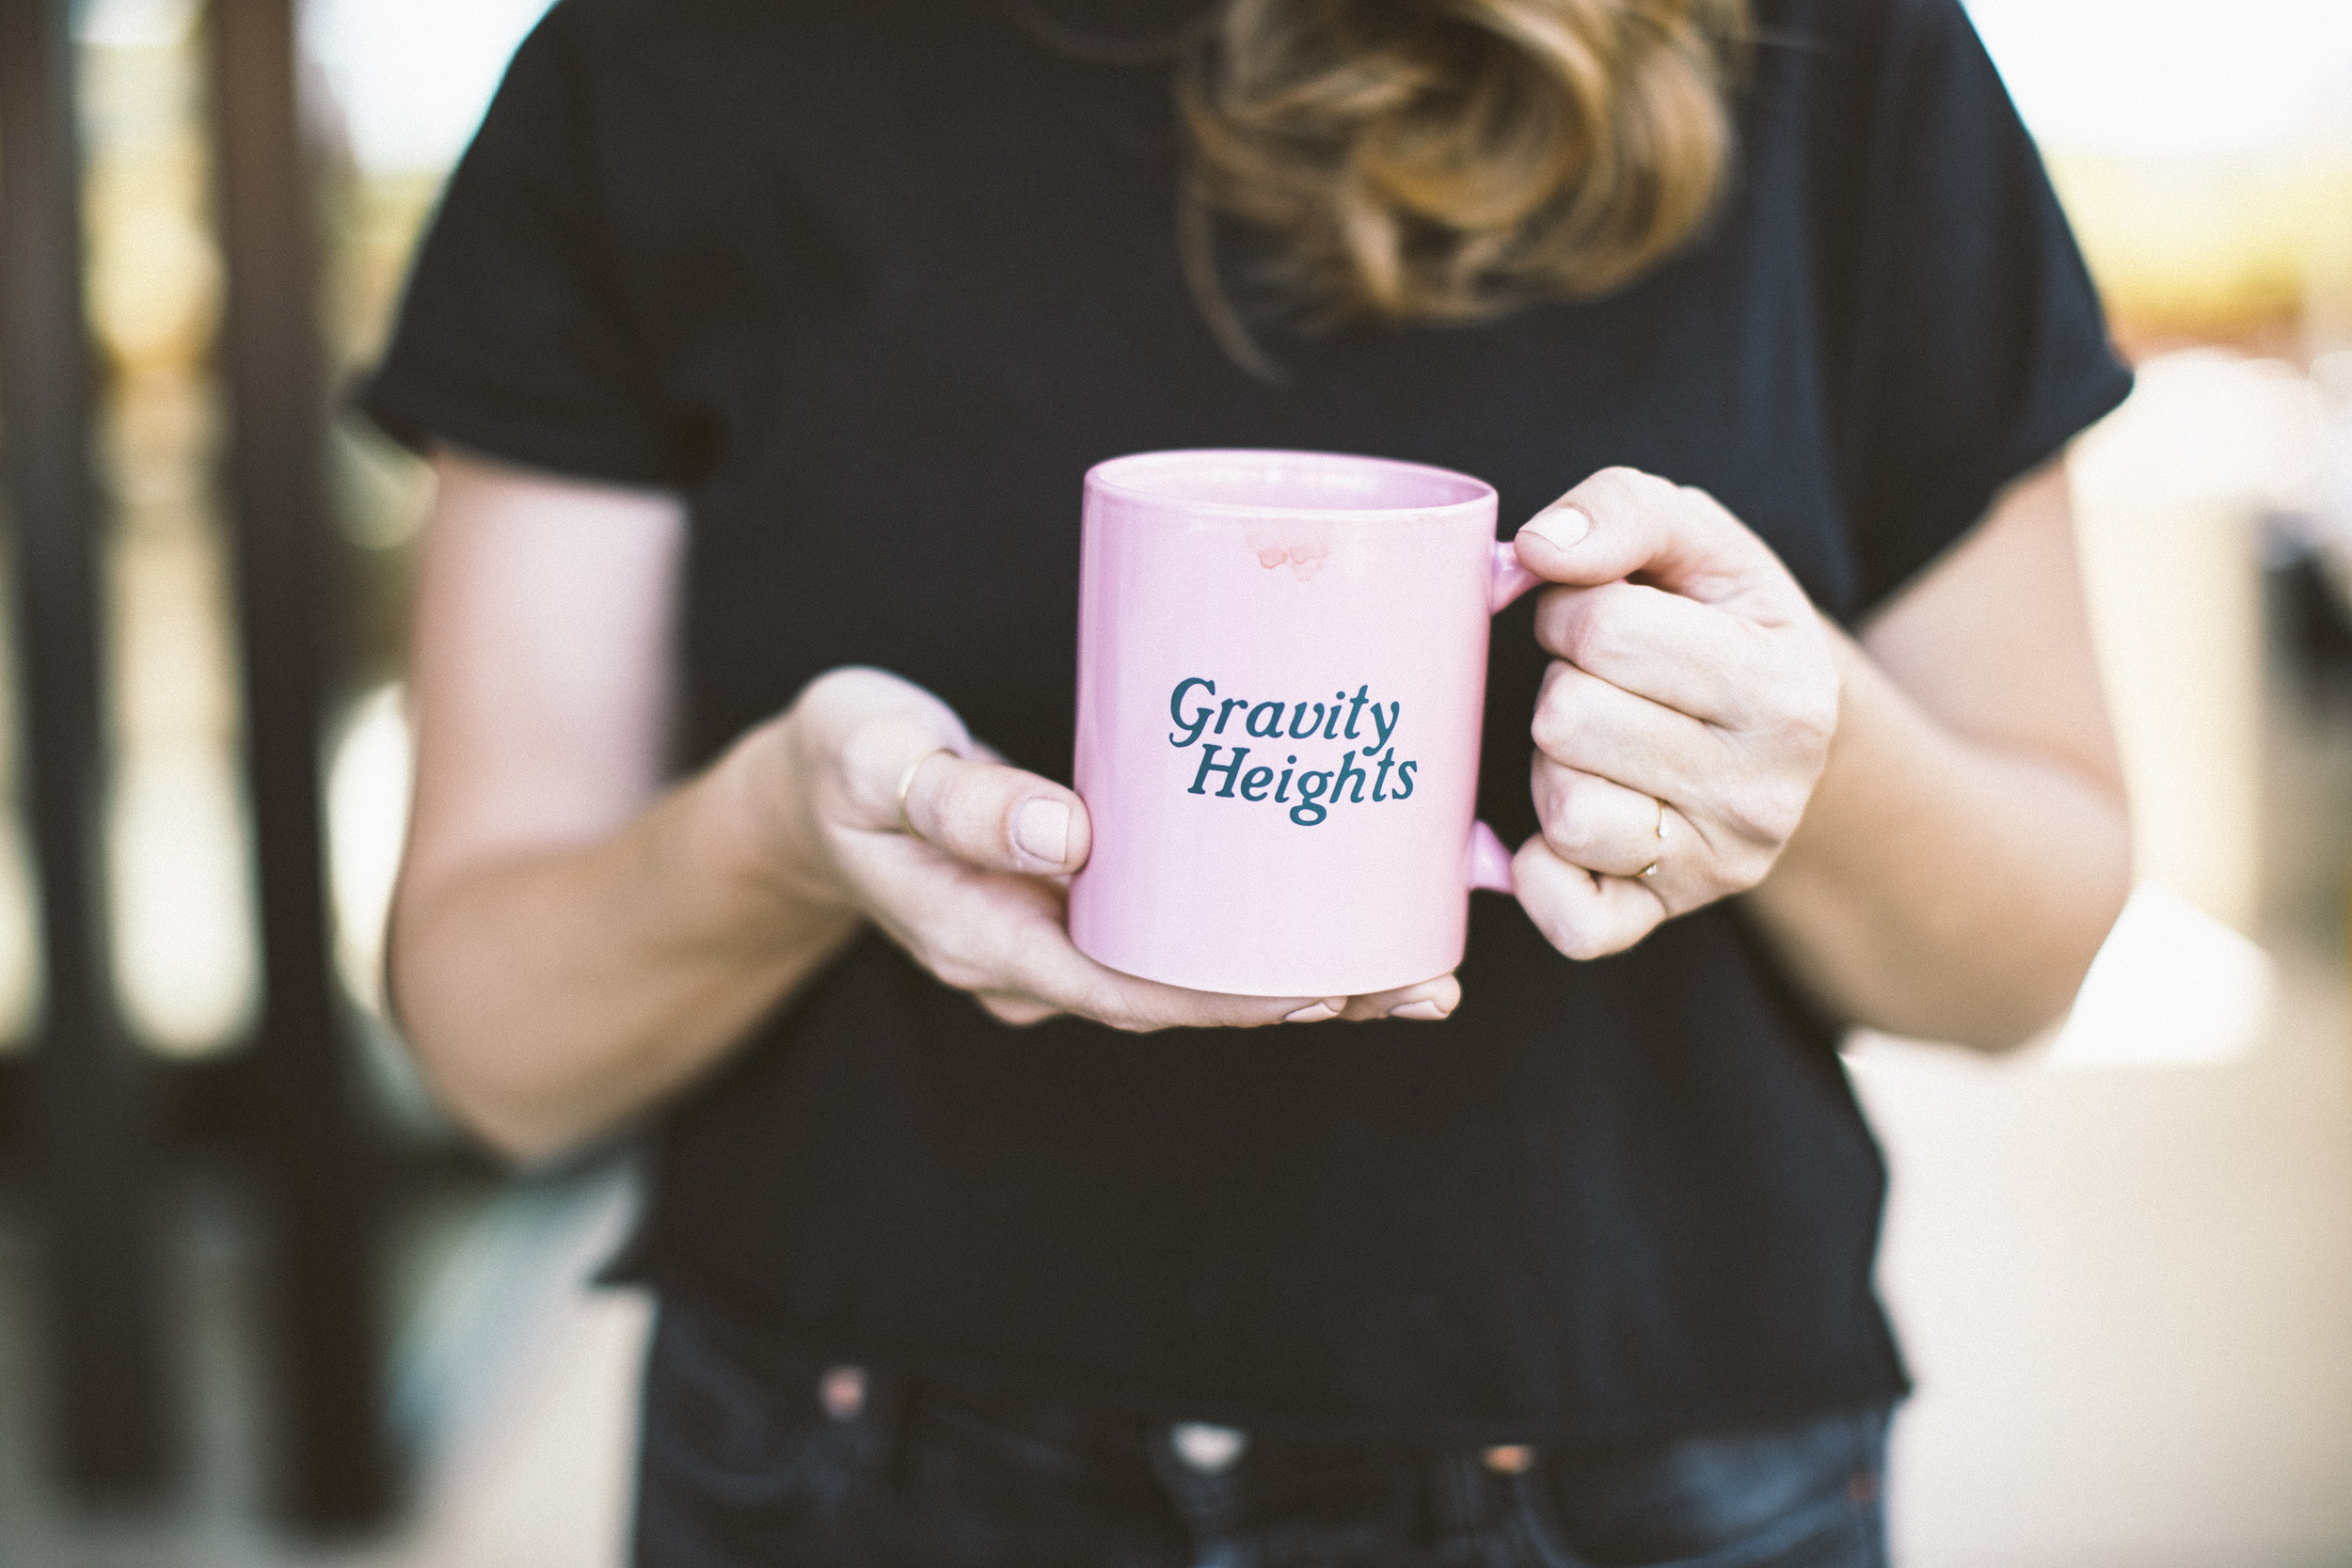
[743,666,1460,1031]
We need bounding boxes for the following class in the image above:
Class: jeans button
[1171,1421,1248,1473]
[1482,1444,1535,1475]
[818,1366,867,1421]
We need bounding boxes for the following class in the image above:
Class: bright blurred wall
[1974,0,2352,349]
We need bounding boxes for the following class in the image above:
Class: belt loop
[886,1369,924,1484]
[835,1363,914,1486]
[1426,1448,1496,1540]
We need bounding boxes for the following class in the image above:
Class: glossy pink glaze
[1069,450,1538,997]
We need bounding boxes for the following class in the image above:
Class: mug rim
[1086,448,1496,521]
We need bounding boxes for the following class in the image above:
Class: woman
[368,0,2133,1561]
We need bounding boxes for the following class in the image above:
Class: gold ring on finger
[1638,797,1666,878]
[896,747,960,837]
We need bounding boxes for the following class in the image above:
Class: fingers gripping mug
[1069,450,1540,997]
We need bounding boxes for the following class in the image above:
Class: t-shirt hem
[358,359,690,493]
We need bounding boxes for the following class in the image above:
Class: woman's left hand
[1509,467,1843,959]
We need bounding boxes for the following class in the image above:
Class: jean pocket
[1504,1410,1887,1568]
[638,1302,874,1520]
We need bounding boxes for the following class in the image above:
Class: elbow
[1950,970,2094,1057]
[387,893,620,1169]
[468,1113,600,1173]
[1953,852,2133,1057]
[404,1027,616,1169]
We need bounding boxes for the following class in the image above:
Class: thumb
[1513,466,1787,610]
[899,750,1093,877]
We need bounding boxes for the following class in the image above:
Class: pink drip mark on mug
[1243,517,1335,581]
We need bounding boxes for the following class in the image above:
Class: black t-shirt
[368,0,2130,1441]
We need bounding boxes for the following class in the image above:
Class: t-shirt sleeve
[1834,0,2134,616]
[360,4,695,488]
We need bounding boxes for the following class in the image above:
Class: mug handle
[1466,542,1547,895]
[1489,539,1543,617]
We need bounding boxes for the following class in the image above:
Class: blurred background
[0,0,2348,1562]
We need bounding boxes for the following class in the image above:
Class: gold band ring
[1638,796,1666,879]
[896,747,960,836]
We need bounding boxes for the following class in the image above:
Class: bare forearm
[1744,626,2131,1049]
[391,721,860,1163]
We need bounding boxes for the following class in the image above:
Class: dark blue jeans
[634,1297,1893,1568]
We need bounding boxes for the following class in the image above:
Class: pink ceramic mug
[1069,449,1540,998]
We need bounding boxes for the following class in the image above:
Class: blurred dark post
[208,0,392,1528]
[0,0,172,1496]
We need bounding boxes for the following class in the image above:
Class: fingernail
[1389,999,1452,1022]
[1283,1002,1342,1024]
[1014,799,1071,863]
[1519,506,1590,552]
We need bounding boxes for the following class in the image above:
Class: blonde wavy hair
[1175,0,1751,373]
